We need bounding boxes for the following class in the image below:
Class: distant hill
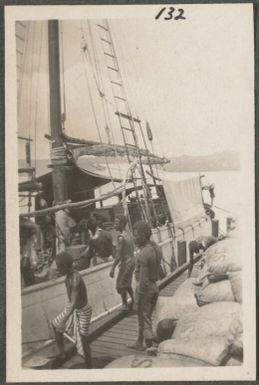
[19,150,240,177]
[165,151,240,172]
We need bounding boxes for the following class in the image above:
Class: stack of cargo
[155,234,243,366]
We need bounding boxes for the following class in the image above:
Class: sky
[16,5,254,161]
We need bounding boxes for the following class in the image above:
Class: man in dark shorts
[128,221,161,351]
[110,216,135,310]
[51,252,92,368]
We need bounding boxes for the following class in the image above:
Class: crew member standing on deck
[188,235,217,277]
[128,221,161,351]
[51,252,92,368]
[110,216,135,311]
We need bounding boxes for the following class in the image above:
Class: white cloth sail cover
[162,176,205,229]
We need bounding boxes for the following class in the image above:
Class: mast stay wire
[98,21,132,151]
[100,20,148,221]
[33,21,44,175]
[80,21,116,189]
[17,21,31,120]
[80,22,116,110]
[60,21,67,127]
[27,21,36,142]
[106,21,157,208]
[19,22,32,137]
[109,21,150,177]
[117,21,161,181]
[88,20,123,180]
[86,21,120,177]
[45,22,52,163]
[111,21,139,127]
[80,20,127,190]
[24,21,36,214]
[80,44,116,190]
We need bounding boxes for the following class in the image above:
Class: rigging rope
[20,184,125,218]
[27,21,36,142]
[33,21,44,174]
[114,21,163,182]
[104,20,151,221]
[45,22,52,161]
[89,21,123,180]
[115,22,161,182]
[80,22,116,189]
[80,22,117,111]
[60,20,67,127]
[17,21,30,119]
[80,50,116,189]
[214,205,235,215]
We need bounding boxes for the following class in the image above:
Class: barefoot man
[128,221,161,351]
[52,252,92,368]
[110,216,135,310]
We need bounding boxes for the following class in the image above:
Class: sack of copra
[105,354,208,368]
[173,302,242,340]
[203,239,241,275]
[229,271,242,304]
[226,315,243,358]
[195,279,235,306]
[224,357,242,366]
[158,336,230,366]
[206,237,238,257]
[153,279,198,336]
[173,278,197,299]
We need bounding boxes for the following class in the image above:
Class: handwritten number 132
[155,7,186,20]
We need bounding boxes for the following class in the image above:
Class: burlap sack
[158,336,229,366]
[173,302,242,339]
[105,354,208,368]
[195,279,235,306]
[229,271,242,303]
[153,279,198,336]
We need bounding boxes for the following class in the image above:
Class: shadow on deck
[23,259,200,370]
[62,269,190,369]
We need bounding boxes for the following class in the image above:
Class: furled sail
[61,133,169,164]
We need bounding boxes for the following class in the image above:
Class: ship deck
[61,268,190,369]
[22,261,200,370]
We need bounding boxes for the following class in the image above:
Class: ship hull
[22,217,211,358]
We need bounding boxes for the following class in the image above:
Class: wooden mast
[48,20,69,252]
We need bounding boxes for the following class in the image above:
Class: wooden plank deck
[61,269,191,369]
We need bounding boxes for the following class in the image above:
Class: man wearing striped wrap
[51,252,92,368]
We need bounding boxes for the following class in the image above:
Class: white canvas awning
[161,176,205,229]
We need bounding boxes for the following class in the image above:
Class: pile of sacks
[154,236,243,367]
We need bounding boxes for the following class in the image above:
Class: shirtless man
[129,221,161,351]
[110,216,135,310]
[52,252,92,368]
[188,235,217,277]
[79,217,114,269]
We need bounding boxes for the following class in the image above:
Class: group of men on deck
[52,216,163,368]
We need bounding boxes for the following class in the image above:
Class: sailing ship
[17,20,217,362]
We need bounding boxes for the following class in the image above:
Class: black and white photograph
[5,3,256,381]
